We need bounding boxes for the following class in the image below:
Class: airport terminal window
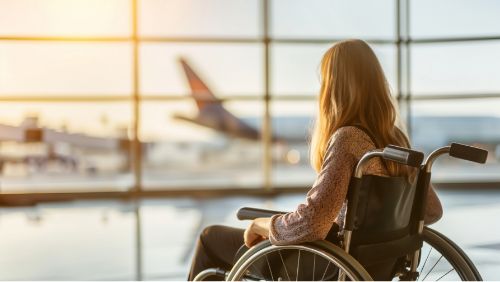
[0,0,500,194]
[139,43,264,97]
[270,0,395,40]
[0,103,133,193]
[140,101,264,189]
[411,41,500,95]
[0,42,133,96]
[410,0,500,39]
[139,0,261,38]
[270,100,316,187]
[270,44,330,96]
[0,0,131,37]
[411,99,500,183]
[270,43,397,96]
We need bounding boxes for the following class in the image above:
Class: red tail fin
[179,57,219,110]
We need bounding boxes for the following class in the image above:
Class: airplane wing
[0,123,128,150]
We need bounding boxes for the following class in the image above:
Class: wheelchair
[194,143,488,281]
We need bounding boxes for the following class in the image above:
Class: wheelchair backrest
[344,174,421,279]
[349,175,417,245]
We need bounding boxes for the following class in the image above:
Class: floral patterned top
[269,126,391,245]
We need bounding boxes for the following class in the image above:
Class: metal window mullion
[131,0,142,193]
[3,36,500,44]
[262,0,272,191]
[0,96,131,102]
[405,0,412,138]
[131,0,143,280]
[411,93,500,100]
[6,93,500,103]
[396,0,402,102]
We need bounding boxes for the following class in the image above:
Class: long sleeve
[269,127,377,245]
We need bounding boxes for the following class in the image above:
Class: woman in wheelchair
[188,39,443,280]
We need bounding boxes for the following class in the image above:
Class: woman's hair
[310,39,411,177]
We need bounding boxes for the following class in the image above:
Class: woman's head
[310,39,410,176]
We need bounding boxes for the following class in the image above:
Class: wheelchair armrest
[237,207,286,220]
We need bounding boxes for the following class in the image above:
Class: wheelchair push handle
[383,145,424,168]
[449,143,488,164]
[237,207,285,220]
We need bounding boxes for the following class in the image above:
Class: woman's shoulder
[330,125,375,145]
[325,126,377,157]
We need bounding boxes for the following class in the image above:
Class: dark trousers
[188,225,245,281]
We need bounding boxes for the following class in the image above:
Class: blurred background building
[0,0,499,280]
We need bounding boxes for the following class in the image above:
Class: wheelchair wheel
[226,240,372,281]
[415,227,481,281]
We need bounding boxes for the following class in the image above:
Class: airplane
[174,58,262,141]
[0,116,131,175]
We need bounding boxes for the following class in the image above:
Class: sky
[0,0,500,140]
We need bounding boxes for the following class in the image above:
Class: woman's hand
[244,217,271,248]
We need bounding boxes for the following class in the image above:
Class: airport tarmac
[0,188,500,280]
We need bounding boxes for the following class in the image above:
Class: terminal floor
[1,188,500,280]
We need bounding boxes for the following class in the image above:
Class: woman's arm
[268,127,370,246]
[424,184,443,225]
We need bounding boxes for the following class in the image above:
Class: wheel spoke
[418,247,433,280]
[278,250,291,281]
[422,255,443,281]
[436,268,455,281]
[295,250,301,281]
[265,254,275,281]
[312,254,316,281]
[320,261,330,281]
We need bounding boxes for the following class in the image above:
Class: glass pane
[140,199,200,279]
[411,99,500,182]
[0,201,136,280]
[0,42,133,95]
[271,43,396,96]
[0,102,133,193]
[0,0,131,37]
[139,0,261,38]
[140,100,264,189]
[140,43,263,97]
[271,0,395,39]
[140,197,287,280]
[271,100,316,187]
[411,41,500,95]
[411,0,500,39]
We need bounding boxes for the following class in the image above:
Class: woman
[188,39,443,280]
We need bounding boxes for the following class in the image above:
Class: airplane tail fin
[178,57,219,110]
[175,57,262,141]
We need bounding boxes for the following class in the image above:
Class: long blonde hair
[310,39,411,177]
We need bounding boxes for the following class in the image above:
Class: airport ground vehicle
[194,143,488,281]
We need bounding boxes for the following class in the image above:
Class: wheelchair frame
[193,143,487,281]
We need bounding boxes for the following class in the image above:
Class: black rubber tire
[227,240,372,281]
[422,227,482,281]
